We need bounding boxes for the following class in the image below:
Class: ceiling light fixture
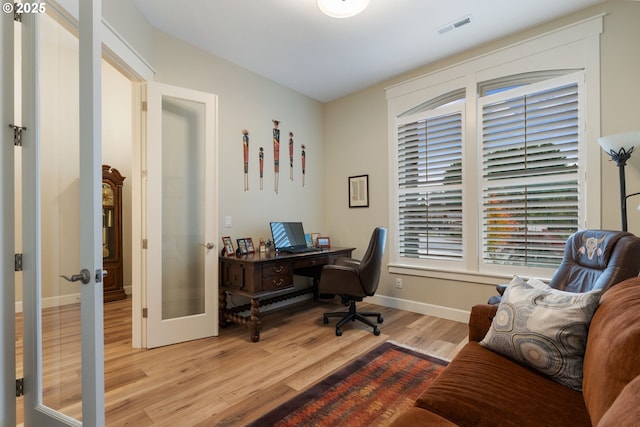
[317,0,370,18]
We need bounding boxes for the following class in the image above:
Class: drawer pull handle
[274,266,284,273]
[273,278,284,287]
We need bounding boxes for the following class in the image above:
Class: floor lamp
[599,131,640,232]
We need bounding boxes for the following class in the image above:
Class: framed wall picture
[237,238,248,255]
[221,236,235,256]
[317,236,331,249]
[349,174,369,208]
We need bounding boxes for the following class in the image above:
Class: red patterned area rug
[247,341,448,427]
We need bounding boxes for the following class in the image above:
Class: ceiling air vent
[438,15,472,35]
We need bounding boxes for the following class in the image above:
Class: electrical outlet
[395,278,403,289]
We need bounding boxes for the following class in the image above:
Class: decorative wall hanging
[349,174,369,208]
[273,119,280,193]
[242,129,249,191]
[259,146,264,190]
[289,132,294,181]
[301,144,306,187]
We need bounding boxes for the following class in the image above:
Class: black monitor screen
[270,222,307,251]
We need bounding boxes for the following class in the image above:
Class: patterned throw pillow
[480,276,602,390]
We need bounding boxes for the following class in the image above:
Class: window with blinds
[397,105,463,260]
[479,77,581,268]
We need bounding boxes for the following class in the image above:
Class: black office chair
[319,227,387,336]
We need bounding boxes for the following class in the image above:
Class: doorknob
[202,242,215,250]
[60,268,91,285]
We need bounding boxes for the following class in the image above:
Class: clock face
[102,183,114,206]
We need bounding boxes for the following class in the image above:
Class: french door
[143,82,219,348]
[20,0,104,425]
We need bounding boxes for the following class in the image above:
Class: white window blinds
[480,76,581,268]
[397,106,463,260]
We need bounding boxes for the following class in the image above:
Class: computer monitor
[270,221,308,252]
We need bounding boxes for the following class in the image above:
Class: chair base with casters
[317,226,388,337]
[323,299,383,336]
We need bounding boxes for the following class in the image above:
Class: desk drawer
[262,263,292,277]
[294,256,329,269]
[262,274,293,291]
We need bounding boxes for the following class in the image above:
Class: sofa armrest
[468,304,498,342]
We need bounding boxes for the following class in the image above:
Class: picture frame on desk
[311,233,320,247]
[317,236,331,249]
[221,236,235,256]
[236,238,248,255]
[245,238,255,253]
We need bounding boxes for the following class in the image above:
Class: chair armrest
[468,304,498,342]
[334,257,361,269]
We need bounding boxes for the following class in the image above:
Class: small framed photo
[236,238,248,255]
[349,174,369,208]
[221,236,235,256]
[311,233,320,247]
[245,238,255,253]
[317,236,331,249]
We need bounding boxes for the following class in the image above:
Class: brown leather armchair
[489,229,640,304]
[319,227,387,336]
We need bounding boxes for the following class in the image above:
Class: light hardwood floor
[16,297,468,426]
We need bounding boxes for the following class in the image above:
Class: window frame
[386,15,602,284]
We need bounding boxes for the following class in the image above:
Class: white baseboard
[15,288,469,325]
[15,285,133,314]
[367,294,470,324]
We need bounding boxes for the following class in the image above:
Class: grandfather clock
[102,164,127,302]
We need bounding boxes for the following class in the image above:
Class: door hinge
[9,124,27,146]
[142,308,148,318]
[14,10,22,22]
[14,253,23,272]
[142,239,148,249]
[141,101,147,112]
[16,378,24,397]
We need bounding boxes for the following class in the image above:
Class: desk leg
[249,298,262,342]
[219,289,228,327]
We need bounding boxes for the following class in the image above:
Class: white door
[20,1,104,425]
[144,82,219,348]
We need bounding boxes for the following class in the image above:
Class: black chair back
[358,227,387,296]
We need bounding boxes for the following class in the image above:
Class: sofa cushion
[582,278,640,426]
[414,342,591,427]
[480,277,601,390]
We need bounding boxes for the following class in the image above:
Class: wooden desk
[219,247,354,342]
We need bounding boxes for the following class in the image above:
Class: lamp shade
[598,131,640,155]
[317,0,370,18]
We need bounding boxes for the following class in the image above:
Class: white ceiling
[131,0,605,102]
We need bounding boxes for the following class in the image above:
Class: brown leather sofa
[390,277,640,427]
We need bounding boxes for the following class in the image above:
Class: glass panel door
[145,82,218,348]
[21,1,104,425]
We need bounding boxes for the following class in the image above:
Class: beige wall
[323,0,640,317]
[150,30,326,246]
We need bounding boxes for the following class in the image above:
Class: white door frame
[1,10,16,427]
